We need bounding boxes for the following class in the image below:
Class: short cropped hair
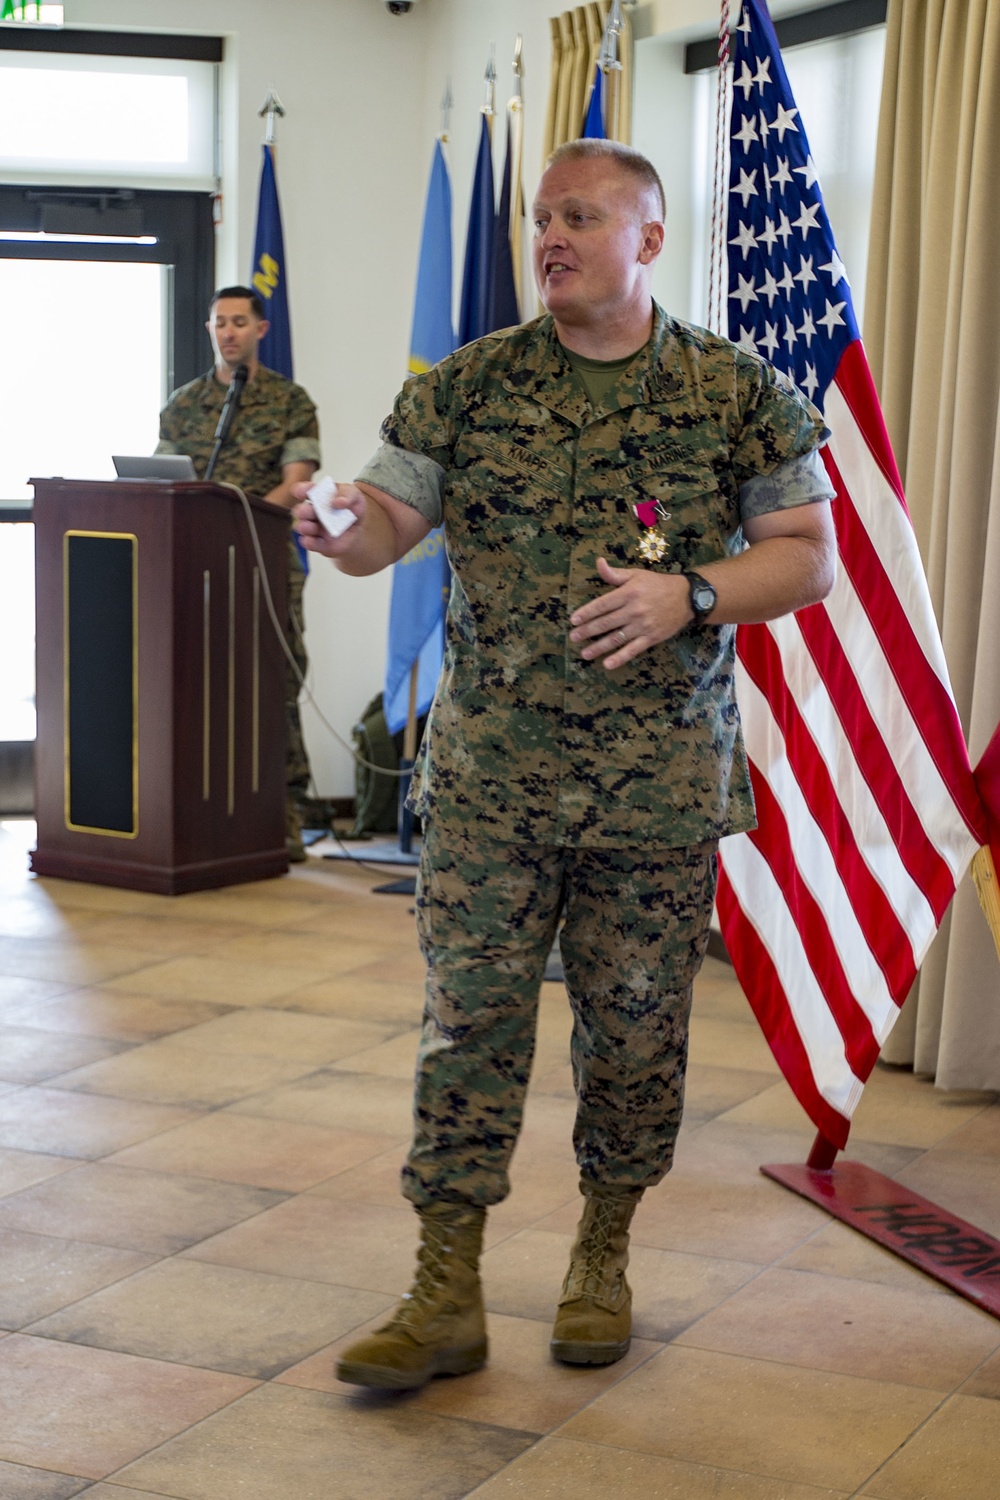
[210,285,266,319]
[546,139,666,220]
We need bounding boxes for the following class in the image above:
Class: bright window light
[0,524,35,741]
[0,4,65,22]
[0,231,159,245]
[0,258,165,502]
[1,68,187,162]
[0,52,215,181]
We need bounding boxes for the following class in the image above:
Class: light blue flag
[383,138,455,737]
[582,65,605,138]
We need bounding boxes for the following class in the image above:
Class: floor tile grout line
[844,1380,972,1499]
[473,1423,860,1498]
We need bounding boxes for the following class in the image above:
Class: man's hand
[292,479,432,577]
[569,499,836,671]
[569,557,692,669]
[292,480,367,559]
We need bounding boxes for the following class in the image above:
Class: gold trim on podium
[202,569,211,800]
[63,528,139,839]
[227,545,235,816]
[252,567,261,793]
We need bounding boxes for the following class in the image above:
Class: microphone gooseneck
[205,364,249,480]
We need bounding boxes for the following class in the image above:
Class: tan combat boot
[550,1185,643,1366]
[336,1203,487,1390]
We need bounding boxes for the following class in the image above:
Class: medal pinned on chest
[633,499,671,563]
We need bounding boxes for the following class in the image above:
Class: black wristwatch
[682,570,717,622]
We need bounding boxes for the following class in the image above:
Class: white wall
[58,0,560,797]
[48,0,831,797]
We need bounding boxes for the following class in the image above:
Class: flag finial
[440,78,453,140]
[511,34,524,104]
[482,44,496,117]
[258,89,285,146]
[600,0,624,74]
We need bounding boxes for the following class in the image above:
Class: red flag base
[762,1157,1000,1319]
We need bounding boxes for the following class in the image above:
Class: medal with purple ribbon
[633,499,671,563]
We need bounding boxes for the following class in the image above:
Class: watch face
[692,583,715,613]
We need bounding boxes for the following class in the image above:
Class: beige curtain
[543,3,634,163]
[864,0,1000,1089]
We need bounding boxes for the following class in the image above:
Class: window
[0,28,220,787]
[0,258,166,501]
[0,53,215,182]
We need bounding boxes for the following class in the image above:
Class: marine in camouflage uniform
[355,302,832,1203]
[300,141,836,1384]
[158,356,320,838]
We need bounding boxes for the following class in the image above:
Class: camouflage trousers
[286,562,310,802]
[402,822,719,1208]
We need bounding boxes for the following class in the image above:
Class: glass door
[0,257,167,500]
[0,258,167,756]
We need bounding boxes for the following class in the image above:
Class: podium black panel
[65,532,136,835]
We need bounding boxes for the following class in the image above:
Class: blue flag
[383,138,455,738]
[250,143,308,569]
[458,113,496,345]
[582,65,605,138]
[408,139,456,376]
[250,144,292,376]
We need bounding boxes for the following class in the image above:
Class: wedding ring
[616,629,627,644]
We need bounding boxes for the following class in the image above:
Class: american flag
[716,0,990,1149]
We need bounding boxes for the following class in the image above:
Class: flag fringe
[970,845,1000,962]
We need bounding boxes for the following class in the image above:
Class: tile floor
[0,818,998,1499]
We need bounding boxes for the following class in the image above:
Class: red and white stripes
[718,340,985,1147]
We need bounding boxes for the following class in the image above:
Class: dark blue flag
[582,65,605,139]
[491,119,520,331]
[250,144,293,376]
[250,142,307,568]
[458,113,496,345]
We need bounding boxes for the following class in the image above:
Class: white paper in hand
[308,475,357,538]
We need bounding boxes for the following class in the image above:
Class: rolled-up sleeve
[355,443,446,526]
[280,384,321,471]
[281,435,321,470]
[739,447,836,522]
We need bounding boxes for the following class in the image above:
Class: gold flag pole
[508,35,526,309]
[971,845,1000,958]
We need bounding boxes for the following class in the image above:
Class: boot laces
[389,1221,460,1330]
[568,1198,621,1299]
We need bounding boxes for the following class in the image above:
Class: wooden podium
[30,478,291,894]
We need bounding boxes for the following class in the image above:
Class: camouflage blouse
[358,305,831,849]
[157,365,320,501]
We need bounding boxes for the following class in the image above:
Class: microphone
[205,364,249,479]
